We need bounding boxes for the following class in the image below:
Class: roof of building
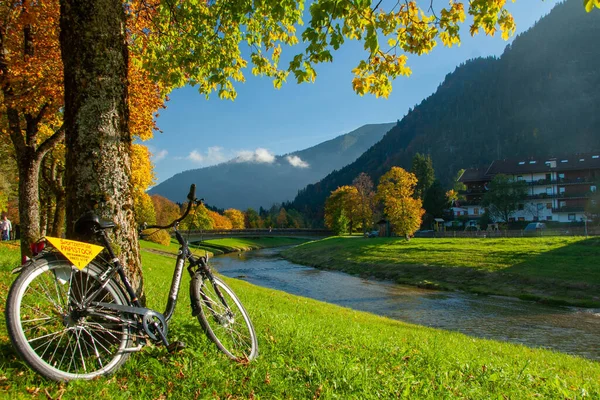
[458,168,489,183]
[487,153,600,175]
[459,152,600,182]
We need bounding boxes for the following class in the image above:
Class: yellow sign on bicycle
[45,237,104,270]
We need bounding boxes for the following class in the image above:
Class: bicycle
[5,184,258,381]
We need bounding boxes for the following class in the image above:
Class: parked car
[367,230,379,238]
[524,222,546,231]
[524,222,546,235]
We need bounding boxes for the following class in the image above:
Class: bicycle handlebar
[142,184,199,231]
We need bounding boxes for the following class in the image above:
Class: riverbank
[0,242,599,398]
[141,236,307,257]
[282,236,600,307]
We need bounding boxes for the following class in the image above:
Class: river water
[210,247,600,361]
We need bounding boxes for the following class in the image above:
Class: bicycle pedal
[167,341,186,353]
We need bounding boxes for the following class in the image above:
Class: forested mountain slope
[290,0,600,220]
[149,123,395,209]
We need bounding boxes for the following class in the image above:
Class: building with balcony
[458,153,600,223]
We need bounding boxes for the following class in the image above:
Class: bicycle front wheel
[5,254,134,381]
[190,274,258,361]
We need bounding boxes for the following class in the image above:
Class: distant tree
[423,180,450,218]
[276,208,288,228]
[352,172,375,233]
[151,194,180,227]
[181,203,214,231]
[482,174,528,224]
[411,153,435,200]
[245,208,263,228]
[224,208,245,229]
[324,186,360,234]
[208,210,233,230]
[377,167,424,239]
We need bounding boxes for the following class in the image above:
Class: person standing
[1,214,12,241]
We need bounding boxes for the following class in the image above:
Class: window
[518,161,525,165]
[568,214,576,221]
[558,173,565,179]
[580,158,585,162]
[593,155,599,159]
[561,160,568,163]
[592,185,597,193]
[518,217,525,221]
[560,201,566,208]
[517,175,524,181]
[529,161,537,164]
[518,204,524,211]
[546,203,552,209]
[559,187,565,194]
[537,203,544,211]
[509,217,515,222]
[545,173,551,181]
[474,208,479,215]
[546,187,553,195]
[546,216,552,221]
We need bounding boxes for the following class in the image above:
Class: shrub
[142,229,171,246]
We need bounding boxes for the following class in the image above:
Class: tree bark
[60,0,144,301]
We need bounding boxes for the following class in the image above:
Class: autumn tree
[411,153,435,200]
[151,194,180,226]
[324,186,360,235]
[224,208,245,229]
[56,0,599,296]
[377,167,424,239]
[352,172,375,233]
[208,210,233,230]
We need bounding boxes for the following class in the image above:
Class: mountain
[289,0,600,221]
[149,123,395,209]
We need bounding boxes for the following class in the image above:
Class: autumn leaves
[324,167,424,238]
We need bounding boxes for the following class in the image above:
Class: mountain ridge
[149,122,396,209]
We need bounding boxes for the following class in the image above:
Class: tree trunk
[60,0,144,301]
[16,150,42,259]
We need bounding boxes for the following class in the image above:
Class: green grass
[1,242,599,398]
[283,236,600,307]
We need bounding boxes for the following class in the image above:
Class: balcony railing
[526,193,593,200]
[523,178,595,186]
[552,206,586,213]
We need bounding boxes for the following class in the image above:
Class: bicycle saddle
[74,211,115,234]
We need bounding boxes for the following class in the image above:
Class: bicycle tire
[5,253,134,381]
[190,274,258,361]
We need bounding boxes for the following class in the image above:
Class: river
[210,247,600,361]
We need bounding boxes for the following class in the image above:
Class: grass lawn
[283,236,600,307]
[0,241,599,398]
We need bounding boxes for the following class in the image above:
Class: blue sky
[147,1,558,184]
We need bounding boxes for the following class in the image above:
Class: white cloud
[286,155,309,168]
[187,150,204,163]
[206,146,227,164]
[235,148,276,164]
[152,149,168,162]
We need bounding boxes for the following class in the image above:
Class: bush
[142,229,172,246]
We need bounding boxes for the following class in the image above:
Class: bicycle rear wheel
[5,254,134,381]
[190,274,258,361]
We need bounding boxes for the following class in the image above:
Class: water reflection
[211,248,600,360]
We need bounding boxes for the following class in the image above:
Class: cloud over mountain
[286,155,309,168]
